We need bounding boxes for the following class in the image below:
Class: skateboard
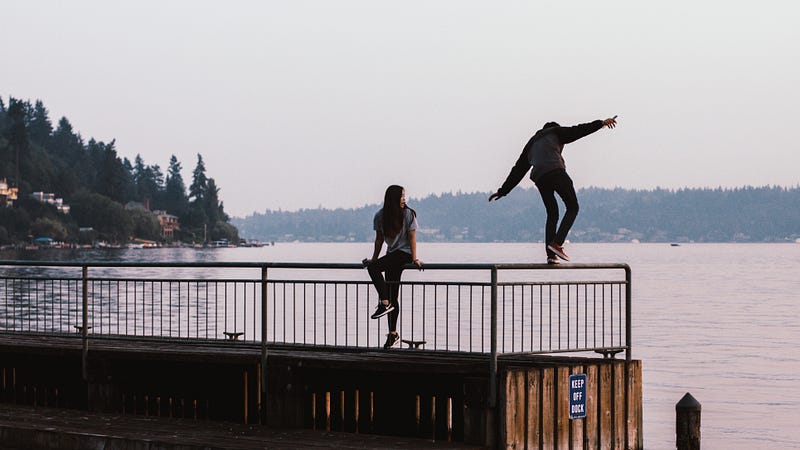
[400,339,426,349]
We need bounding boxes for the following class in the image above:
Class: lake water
[7,242,800,449]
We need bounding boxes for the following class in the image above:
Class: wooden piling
[676,392,701,450]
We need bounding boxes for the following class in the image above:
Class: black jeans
[535,169,579,257]
[367,250,412,332]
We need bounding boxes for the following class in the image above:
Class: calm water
[8,242,800,449]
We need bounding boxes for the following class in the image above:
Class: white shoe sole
[384,336,400,349]
[371,305,395,319]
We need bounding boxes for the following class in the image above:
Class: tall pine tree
[5,98,28,191]
[28,100,53,146]
[189,153,208,202]
[50,117,85,197]
[164,155,188,217]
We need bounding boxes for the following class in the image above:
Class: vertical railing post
[488,267,498,445]
[625,264,632,363]
[260,266,268,425]
[624,265,634,449]
[81,265,89,381]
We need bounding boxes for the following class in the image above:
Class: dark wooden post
[676,392,701,450]
[624,264,632,363]
[260,266,268,425]
[81,265,89,381]
[487,267,498,447]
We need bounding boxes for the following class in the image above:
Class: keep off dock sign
[569,374,587,419]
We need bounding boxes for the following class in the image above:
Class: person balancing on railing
[489,116,618,264]
[363,185,424,349]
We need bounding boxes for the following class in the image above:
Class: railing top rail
[0,260,629,271]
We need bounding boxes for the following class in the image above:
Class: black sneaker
[383,333,400,349]
[370,302,395,319]
[547,257,560,265]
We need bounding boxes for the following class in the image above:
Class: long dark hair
[382,185,415,238]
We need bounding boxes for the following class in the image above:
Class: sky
[2,1,799,217]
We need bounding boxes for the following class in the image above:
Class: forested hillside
[233,186,800,243]
[0,96,237,245]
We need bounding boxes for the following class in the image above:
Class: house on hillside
[1,179,19,207]
[125,202,181,241]
[153,210,180,240]
[31,191,70,214]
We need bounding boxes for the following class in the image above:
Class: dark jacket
[495,120,604,197]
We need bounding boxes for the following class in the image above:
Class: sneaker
[370,301,395,319]
[547,242,570,261]
[547,257,560,265]
[383,333,400,349]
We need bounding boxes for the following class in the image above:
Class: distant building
[126,202,180,241]
[0,179,18,207]
[30,191,70,214]
[153,210,180,240]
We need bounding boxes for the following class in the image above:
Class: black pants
[535,169,579,257]
[367,250,412,332]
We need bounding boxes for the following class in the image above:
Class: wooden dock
[0,403,478,449]
[0,333,642,449]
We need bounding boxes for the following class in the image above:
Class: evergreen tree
[28,100,53,146]
[149,164,166,208]
[122,157,135,201]
[183,204,208,238]
[133,155,169,210]
[205,177,222,224]
[0,96,239,245]
[133,154,148,200]
[49,117,84,197]
[205,178,237,242]
[84,138,103,190]
[5,98,28,191]
[0,99,10,179]
[151,164,165,190]
[86,139,127,203]
[189,153,208,202]
[164,155,188,216]
[51,117,84,163]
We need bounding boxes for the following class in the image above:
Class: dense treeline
[0,96,238,245]
[233,186,800,243]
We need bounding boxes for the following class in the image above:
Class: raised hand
[603,116,618,129]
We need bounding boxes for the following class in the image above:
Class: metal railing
[0,260,631,360]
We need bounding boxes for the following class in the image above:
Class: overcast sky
[3,1,798,217]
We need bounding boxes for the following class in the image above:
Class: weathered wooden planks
[0,333,641,448]
[501,360,643,450]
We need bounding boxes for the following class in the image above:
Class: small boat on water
[127,239,158,249]
[206,239,236,248]
[670,243,681,247]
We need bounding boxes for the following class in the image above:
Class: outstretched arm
[489,150,530,201]
[554,120,604,144]
[556,116,617,144]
